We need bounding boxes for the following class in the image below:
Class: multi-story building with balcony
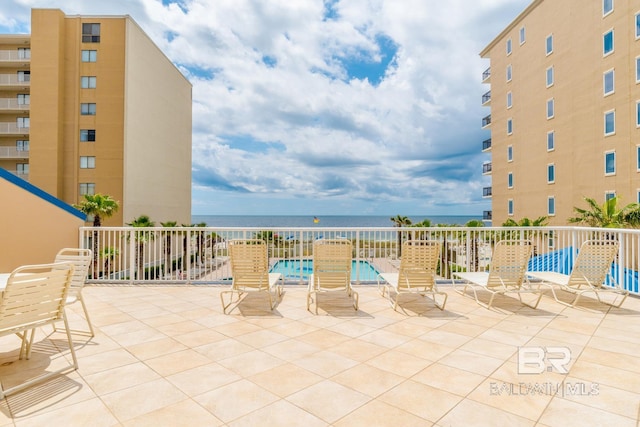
[0,9,192,225]
[480,0,640,225]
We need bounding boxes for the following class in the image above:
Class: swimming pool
[270,259,380,282]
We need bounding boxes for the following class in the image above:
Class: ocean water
[191,215,481,227]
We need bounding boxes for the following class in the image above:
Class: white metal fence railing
[78,226,640,295]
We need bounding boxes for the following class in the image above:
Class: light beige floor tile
[467,378,553,421]
[210,320,264,337]
[365,349,431,377]
[539,396,636,427]
[194,379,279,423]
[125,337,188,361]
[331,364,405,397]
[247,363,323,397]
[568,360,640,393]
[578,347,640,374]
[419,329,472,348]
[228,399,327,427]
[140,313,186,327]
[333,400,432,427]
[459,337,517,360]
[292,350,359,378]
[267,320,319,338]
[98,319,150,337]
[234,329,290,349]
[217,349,285,377]
[587,335,640,358]
[155,320,206,337]
[476,328,532,347]
[327,338,388,362]
[260,338,321,362]
[110,328,168,348]
[296,329,352,349]
[165,362,242,397]
[534,325,592,346]
[357,329,413,349]
[15,397,118,427]
[378,379,462,422]
[101,378,186,422]
[562,376,639,419]
[75,348,139,376]
[83,362,160,395]
[436,320,488,338]
[325,319,378,338]
[123,398,224,426]
[193,338,254,361]
[286,380,370,424]
[412,363,486,397]
[145,349,212,377]
[171,328,227,348]
[437,398,534,427]
[394,338,456,362]
[438,349,504,376]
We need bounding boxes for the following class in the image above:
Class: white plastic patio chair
[53,248,94,336]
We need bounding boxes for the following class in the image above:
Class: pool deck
[1,284,639,426]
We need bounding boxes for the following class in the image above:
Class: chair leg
[77,293,95,337]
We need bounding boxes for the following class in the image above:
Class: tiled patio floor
[1,284,639,426]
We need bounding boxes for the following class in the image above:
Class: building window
[80,156,96,169]
[17,70,30,82]
[605,191,616,201]
[81,50,97,62]
[507,145,513,162]
[506,92,512,109]
[81,76,97,89]
[80,129,96,142]
[79,183,95,196]
[82,23,100,43]
[636,13,640,39]
[603,29,614,56]
[507,118,513,135]
[16,140,29,151]
[519,26,526,45]
[508,199,514,216]
[508,172,513,189]
[17,47,30,59]
[604,110,615,135]
[16,163,29,175]
[637,101,640,127]
[637,190,640,203]
[637,57,640,83]
[548,197,556,216]
[81,103,96,115]
[506,64,512,82]
[603,0,613,16]
[546,34,553,55]
[547,99,554,119]
[546,66,554,87]
[603,69,614,95]
[547,164,555,183]
[17,117,29,128]
[605,151,616,175]
[506,38,512,55]
[17,94,29,105]
[547,131,555,151]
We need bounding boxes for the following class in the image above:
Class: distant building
[480,0,640,225]
[0,9,192,225]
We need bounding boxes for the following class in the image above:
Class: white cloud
[0,0,531,215]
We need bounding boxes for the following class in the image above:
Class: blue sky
[0,0,531,216]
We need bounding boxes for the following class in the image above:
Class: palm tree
[161,221,177,278]
[465,219,484,272]
[195,222,207,265]
[502,216,549,255]
[127,215,155,279]
[390,215,412,257]
[411,219,432,240]
[100,246,119,278]
[568,196,638,228]
[74,193,120,278]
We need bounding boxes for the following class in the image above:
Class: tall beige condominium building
[0,9,192,225]
[480,0,640,226]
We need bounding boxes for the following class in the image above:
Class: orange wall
[0,171,85,271]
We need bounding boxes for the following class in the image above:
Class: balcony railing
[0,50,30,62]
[0,146,28,158]
[482,90,491,105]
[483,211,492,220]
[0,122,29,134]
[0,98,29,111]
[483,186,492,197]
[482,114,491,128]
[78,225,640,297]
[482,138,492,151]
[0,74,30,86]
[482,162,492,174]
[482,67,491,82]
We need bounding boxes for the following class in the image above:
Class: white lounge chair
[0,262,78,399]
[527,239,628,308]
[221,239,283,314]
[53,248,94,336]
[307,239,358,314]
[378,240,447,311]
[453,240,542,310]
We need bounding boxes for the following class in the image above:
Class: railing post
[355,232,360,285]
[129,229,136,285]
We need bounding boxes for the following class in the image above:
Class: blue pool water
[270,259,380,281]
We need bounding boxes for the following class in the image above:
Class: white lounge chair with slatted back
[378,240,447,311]
[53,248,94,336]
[527,239,628,308]
[453,240,541,310]
[0,262,78,399]
[221,239,283,314]
[307,239,357,314]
